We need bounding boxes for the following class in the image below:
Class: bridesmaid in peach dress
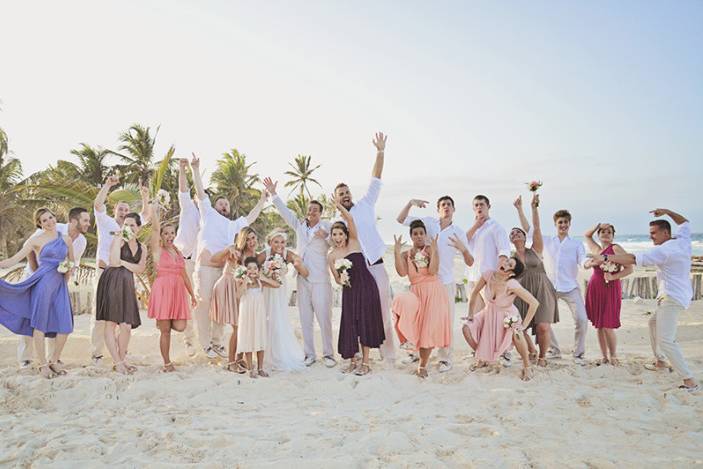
[148,207,196,372]
[392,220,451,378]
[462,256,539,380]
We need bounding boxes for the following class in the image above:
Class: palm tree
[111,124,158,185]
[210,148,260,216]
[70,143,111,187]
[284,154,322,198]
[286,192,310,220]
[0,131,28,257]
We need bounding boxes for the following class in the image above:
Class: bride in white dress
[262,230,309,371]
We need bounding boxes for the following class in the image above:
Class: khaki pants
[181,259,196,345]
[368,263,396,361]
[297,277,334,359]
[549,288,588,358]
[193,265,225,350]
[90,268,106,358]
[649,297,693,379]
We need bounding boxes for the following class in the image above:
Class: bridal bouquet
[599,261,620,283]
[155,189,171,209]
[334,258,352,288]
[413,250,429,269]
[263,253,286,284]
[234,265,253,285]
[526,180,543,192]
[503,315,521,331]
[57,259,75,274]
[112,225,135,242]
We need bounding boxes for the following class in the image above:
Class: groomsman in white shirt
[589,209,698,392]
[17,207,91,368]
[173,159,199,358]
[190,154,267,359]
[397,196,474,372]
[334,132,396,362]
[264,176,336,367]
[541,209,589,364]
[91,176,152,365]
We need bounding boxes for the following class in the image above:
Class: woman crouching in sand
[462,256,539,380]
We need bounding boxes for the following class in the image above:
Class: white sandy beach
[1,291,702,468]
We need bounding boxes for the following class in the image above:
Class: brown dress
[514,248,559,334]
[96,242,143,328]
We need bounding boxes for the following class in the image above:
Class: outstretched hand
[448,234,466,252]
[649,208,668,217]
[513,195,522,209]
[263,177,278,196]
[105,174,120,187]
[373,132,387,152]
[410,199,429,208]
[190,152,200,169]
[393,234,406,251]
[314,229,329,239]
[178,158,188,171]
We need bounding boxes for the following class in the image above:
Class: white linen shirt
[174,191,200,259]
[347,177,386,265]
[403,216,467,285]
[95,209,121,266]
[466,218,511,282]
[24,223,87,276]
[542,234,586,292]
[635,222,693,308]
[196,196,248,258]
[272,195,331,283]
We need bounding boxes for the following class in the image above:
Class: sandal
[469,361,485,372]
[644,362,673,372]
[249,370,258,379]
[38,363,56,379]
[342,360,358,374]
[520,367,533,381]
[416,366,428,379]
[257,369,269,378]
[114,361,130,375]
[354,363,370,376]
[124,362,137,374]
[537,358,548,367]
[48,361,67,376]
[161,362,176,373]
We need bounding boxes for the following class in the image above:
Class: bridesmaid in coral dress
[583,223,633,365]
[148,206,196,372]
[392,220,451,378]
[462,256,540,380]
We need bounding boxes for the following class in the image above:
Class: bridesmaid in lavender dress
[0,208,76,378]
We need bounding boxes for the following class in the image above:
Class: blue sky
[1,1,701,240]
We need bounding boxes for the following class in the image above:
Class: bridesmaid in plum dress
[583,223,633,365]
[328,201,385,376]
[391,220,451,378]
[0,208,76,379]
[462,256,540,380]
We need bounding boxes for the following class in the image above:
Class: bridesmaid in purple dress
[583,223,633,365]
[0,208,76,378]
[328,201,385,376]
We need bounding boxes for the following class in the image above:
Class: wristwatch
[603,254,609,262]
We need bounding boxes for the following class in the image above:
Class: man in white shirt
[465,195,511,312]
[91,175,152,364]
[397,196,474,372]
[589,209,698,392]
[190,154,267,359]
[264,177,336,368]
[17,207,90,368]
[173,159,199,358]
[334,132,396,362]
[541,209,588,364]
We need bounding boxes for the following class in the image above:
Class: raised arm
[178,158,188,193]
[371,132,387,179]
[530,194,544,255]
[245,190,268,225]
[513,196,530,233]
[396,199,428,224]
[189,153,207,201]
[150,204,162,264]
[139,184,152,225]
[651,208,688,225]
[393,235,409,277]
[264,177,301,230]
[583,223,603,257]
[94,174,120,213]
[448,234,474,267]
[510,282,539,330]
[335,200,358,240]
[428,235,440,276]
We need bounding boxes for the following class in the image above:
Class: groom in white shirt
[334,132,396,363]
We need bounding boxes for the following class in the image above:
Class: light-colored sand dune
[1,297,701,468]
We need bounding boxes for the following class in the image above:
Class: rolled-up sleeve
[635,246,668,267]
[676,221,691,241]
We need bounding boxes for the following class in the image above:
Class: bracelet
[603,254,609,262]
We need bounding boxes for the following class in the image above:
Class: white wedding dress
[264,249,306,371]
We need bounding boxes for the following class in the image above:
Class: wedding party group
[0,132,698,392]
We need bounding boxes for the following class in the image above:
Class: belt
[370,258,384,266]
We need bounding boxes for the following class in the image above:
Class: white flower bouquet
[155,189,171,209]
[334,258,352,288]
[413,250,429,269]
[57,259,75,274]
[599,260,621,283]
[111,225,135,242]
[263,253,286,284]
[503,315,521,330]
[234,265,253,285]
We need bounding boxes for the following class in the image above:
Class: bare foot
[528,351,538,364]
[469,361,486,372]
[537,358,548,367]
[596,357,609,366]
[258,369,269,378]
[520,367,533,381]
[162,362,176,372]
[249,370,258,379]
[114,362,130,375]
[48,361,67,376]
[416,366,428,379]
[609,357,620,366]
[38,364,56,379]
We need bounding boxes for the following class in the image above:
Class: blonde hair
[266,228,288,245]
[33,207,55,229]
[236,227,258,253]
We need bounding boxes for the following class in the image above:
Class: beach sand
[1,293,702,467]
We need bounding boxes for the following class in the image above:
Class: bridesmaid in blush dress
[328,201,385,376]
[583,223,633,365]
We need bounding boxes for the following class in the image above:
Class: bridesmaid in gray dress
[510,194,559,366]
